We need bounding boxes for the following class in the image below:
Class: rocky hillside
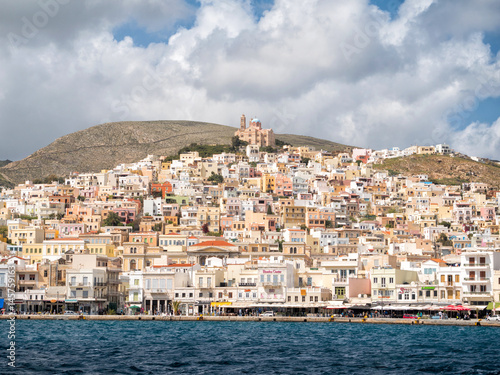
[0,120,352,185]
[374,154,500,189]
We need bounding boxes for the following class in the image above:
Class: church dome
[251,118,261,123]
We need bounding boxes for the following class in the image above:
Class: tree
[231,136,248,151]
[275,239,284,251]
[275,139,290,147]
[267,205,274,215]
[260,146,277,153]
[439,221,451,229]
[207,173,224,184]
[103,212,123,227]
[201,223,209,234]
[301,157,311,165]
[171,300,181,315]
[77,195,85,202]
[325,220,334,228]
[437,233,453,246]
[127,218,141,231]
[152,223,163,232]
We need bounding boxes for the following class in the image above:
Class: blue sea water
[1,320,499,374]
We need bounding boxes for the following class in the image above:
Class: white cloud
[1,0,500,160]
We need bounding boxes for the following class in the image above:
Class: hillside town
[1,117,499,318]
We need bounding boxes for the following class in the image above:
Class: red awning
[441,305,470,311]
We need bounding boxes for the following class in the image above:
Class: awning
[65,299,78,303]
[326,305,348,309]
[211,302,232,307]
[486,302,500,310]
[129,305,141,309]
[440,305,471,311]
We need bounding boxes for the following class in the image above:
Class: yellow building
[262,174,276,193]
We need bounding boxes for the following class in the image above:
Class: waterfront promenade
[2,314,499,327]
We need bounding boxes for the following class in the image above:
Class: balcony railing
[463,263,488,267]
[464,277,488,281]
[239,283,257,287]
[463,291,490,295]
[262,282,283,287]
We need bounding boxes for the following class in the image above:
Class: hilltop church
[234,114,275,147]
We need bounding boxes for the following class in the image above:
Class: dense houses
[1,128,500,316]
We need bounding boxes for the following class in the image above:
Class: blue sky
[2,0,500,160]
[113,0,500,140]
[113,0,275,47]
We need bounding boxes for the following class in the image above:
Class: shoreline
[2,314,499,327]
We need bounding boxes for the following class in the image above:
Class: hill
[373,154,500,189]
[0,160,11,168]
[0,120,352,185]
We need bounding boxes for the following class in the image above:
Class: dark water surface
[1,320,499,374]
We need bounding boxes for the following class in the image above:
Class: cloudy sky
[1,0,500,161]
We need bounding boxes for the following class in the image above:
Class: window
[295,296,298,302]
[373,277,378,284]
[83,291,88,298]
[199,293,203,298]
[389,277,394,284]
[381,278,386,288]
[455,275,460,282]
[199,277,203,287]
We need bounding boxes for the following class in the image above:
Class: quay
[2,314,499,327]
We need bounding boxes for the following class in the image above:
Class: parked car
[260,311,275,317]
[486,315,500,321]
[64,311,78,315]
[431,314,449,320]
[403,314,418,319]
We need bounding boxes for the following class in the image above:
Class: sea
[1,320,499,374]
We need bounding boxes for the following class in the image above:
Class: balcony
[94,282,108,287]
[239,283,257,287]
[463,291,491,296]
[70,282,91,288]
[463,263,488,268]
[262,282,283,288]
[149,289,170,295]
[463,277,488,283]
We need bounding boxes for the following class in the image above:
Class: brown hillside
[374,154,500,189]
[0,120,351,185]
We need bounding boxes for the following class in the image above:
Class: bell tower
[240,114,246,131]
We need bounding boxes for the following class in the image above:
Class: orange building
[151,182,173,198]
